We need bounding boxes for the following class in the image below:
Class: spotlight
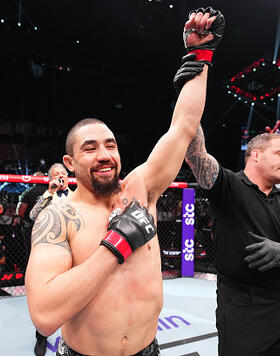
[0,19,4,24]
[17,22,21,27]
[34,26,38,30]
[273,60,277,64]
[76,40,80,44]
[251,102,255,106]
[252,68,256,71]
[169,4,174,8]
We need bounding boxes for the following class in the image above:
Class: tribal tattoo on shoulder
[31,201,84,253]
[186,126,219,190]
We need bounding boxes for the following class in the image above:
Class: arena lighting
[273,3,280,63]
[227,57,280,104]
[246,104,255,132]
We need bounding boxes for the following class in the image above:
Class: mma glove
[184,6,225,66]
[173,52,204,95]
[244,231,280,272]
[101,200,156,264]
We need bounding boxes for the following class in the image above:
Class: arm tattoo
[29,196,52,221]
[31,202,84,253]
[186,126,219,190]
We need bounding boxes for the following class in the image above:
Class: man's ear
[63,155,74,172]
[251,149,260,162]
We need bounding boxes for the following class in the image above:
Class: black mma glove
[244,231,280,272]
[173,52,204,95]
[183,7,225,66]
[101,200,156,264]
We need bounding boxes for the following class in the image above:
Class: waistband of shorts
[218,274,280,300]
[59,337,158,356]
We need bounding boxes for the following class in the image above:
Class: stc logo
[183,203,194,226]
[182,203,195,262]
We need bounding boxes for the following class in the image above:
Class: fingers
[180,61,204,70]
[206,16,216,31]
[247,254,272,270]
[185,11,216,33]
[247,231,266,242]
[257,261,278,272]
[244,248,267,264]
[245,242,265,252]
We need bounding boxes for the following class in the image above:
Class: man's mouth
[93,166,114,175]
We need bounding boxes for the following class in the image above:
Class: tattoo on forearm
[31,202,84,252]
[186,126,219,189]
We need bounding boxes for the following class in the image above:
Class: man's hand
[244,231,280,272]
[48,178,63,194]
[173,52,204,95]
[101,200,156,264]
[183,7,225,66]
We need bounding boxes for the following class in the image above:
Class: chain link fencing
[0,181,216,297]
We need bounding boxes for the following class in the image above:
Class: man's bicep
[27,205,73,289]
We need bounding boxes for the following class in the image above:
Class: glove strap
[189,49,213,63]
[101,230,133,264]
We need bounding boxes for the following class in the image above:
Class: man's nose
[97,146,110,161]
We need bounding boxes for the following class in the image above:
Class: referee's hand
[244,231,280,272]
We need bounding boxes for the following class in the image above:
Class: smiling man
[25,7,224,356]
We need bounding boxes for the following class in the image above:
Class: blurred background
[0,0,279,178]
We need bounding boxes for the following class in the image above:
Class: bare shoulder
[31,200,85,253]
[186,126,219,190]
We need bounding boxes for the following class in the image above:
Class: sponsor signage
[181,189,195,277]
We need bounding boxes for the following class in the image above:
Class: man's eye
[85,147,95,151]
[107,145,115,149]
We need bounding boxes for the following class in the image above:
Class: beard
[90,169,121,197]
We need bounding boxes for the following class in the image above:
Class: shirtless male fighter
[25,7,224,356]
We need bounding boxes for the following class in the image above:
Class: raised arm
[185,124,219,189]
[25,202,119,336]
[141,7,225,201]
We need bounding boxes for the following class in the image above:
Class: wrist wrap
[188,49,213,63]
[101,230,132,264]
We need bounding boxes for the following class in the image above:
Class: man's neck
[72,183,117,208]
[244,167,273,195]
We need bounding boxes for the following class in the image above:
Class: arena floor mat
[0,277,218,356]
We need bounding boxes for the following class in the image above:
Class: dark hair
[245,132,280,164]
[65,118,106,156]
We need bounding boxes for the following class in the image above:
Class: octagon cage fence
[0,174,215,298]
